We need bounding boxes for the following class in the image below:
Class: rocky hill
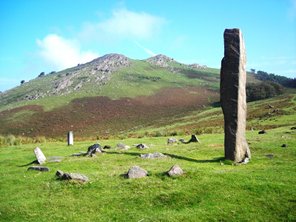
[0,53,257,138]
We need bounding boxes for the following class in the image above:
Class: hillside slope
[0,53,264,138]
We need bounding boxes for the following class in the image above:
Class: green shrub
[0,136,5,146]
[5,134,16,146]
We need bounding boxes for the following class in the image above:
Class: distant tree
[38,72,45,77]
[246,81,284,102]
[250,68,256,73]
[20,80,25,85]
[255,70,296,88]
[50,71,56,74]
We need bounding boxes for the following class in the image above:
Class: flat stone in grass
[167,165,184,177]
[56,170,89,183]
[116,143,130,150]
[167,138,178,145]
[140,152,166,159]
[34,147,46,164]
[47,156,63,163]
[265,154,274,159]
[127,166,148,179]
[27,166,50,172]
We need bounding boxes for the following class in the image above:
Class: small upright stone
[220,28,251,163]
[34,147,46,164]
[127,166,148,179]
[67,131,74,146]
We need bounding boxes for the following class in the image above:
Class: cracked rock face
[220,28,251,163]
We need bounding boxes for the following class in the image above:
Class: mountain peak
[90,53,130,65]
[146,54,174,67]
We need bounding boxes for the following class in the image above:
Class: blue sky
[0,0,295,91]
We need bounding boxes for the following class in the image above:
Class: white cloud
[80,8,165,41]
[37,34,99,70]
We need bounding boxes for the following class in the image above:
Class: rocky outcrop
[147,54,174,67]
[18,54,130,101]
[220,28,251,163]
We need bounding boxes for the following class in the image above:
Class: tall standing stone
[67,131,74,146]
[220,28,251,163]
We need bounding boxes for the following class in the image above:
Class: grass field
[0,127,295,221]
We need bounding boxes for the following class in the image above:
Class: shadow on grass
[106,151,224,163]
[105,151,142,157]
[163,153,224,163]
[18,160,39,167]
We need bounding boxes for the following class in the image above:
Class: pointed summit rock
[146,54,174,67]
[220,28,251,163]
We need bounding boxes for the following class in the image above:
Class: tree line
[246,70,295,102]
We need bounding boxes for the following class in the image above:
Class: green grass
[1,127,295,221]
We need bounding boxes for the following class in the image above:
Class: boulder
[127,166,148,179]
[258,130,266,134]
[167,138,178,145]
[86,143,103,156]
[167,165,184,177]
[135,143,149,149]
[56,170,89,182]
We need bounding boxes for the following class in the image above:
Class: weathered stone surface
[140,152,166,159]
[34,147,46,164]
[67,131,74,145]
[220,28,251,163]
[135,143,149,149]
[27,166,50,172]
[56,170,89,182]
[127,166,148,179]
[86,143,102,156]
[167,138,178,145]
[167,165,184,177]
